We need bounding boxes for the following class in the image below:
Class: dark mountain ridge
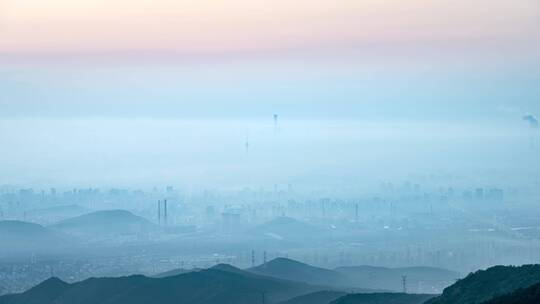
[330,293,435,304]
[279,290,347,304]
[482,282,540,304]
[249,257,457,293]
[249,257,350,287]
[0,264,326,304]
[426,264,540,304]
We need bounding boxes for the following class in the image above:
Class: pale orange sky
[1,0,538,57]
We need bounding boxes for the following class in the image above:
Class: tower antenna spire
[245,132,250,155]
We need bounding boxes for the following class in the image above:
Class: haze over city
[1,1,540,304]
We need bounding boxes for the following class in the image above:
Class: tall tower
[273,114,278,133]
[251,250,255,267]
[355,203,359,222]
[245,134,250,155]
[157,200,161,225]
[163,199,168,225]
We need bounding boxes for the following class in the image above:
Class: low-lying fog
[0,117,537,190]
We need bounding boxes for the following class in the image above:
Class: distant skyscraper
[157,200,161,225]
[163,199,168,225]
[245,132,250,155]
[273,114,278,132]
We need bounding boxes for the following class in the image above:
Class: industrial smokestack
[157,200,161,225]
[164,199,168,225]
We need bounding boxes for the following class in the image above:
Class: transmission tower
[402,275,408,293]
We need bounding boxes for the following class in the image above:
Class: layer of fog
[0,117,537,190]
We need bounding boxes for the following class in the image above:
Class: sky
[1,0,539,58]
[0,0,539,188]
[1,0,539,118]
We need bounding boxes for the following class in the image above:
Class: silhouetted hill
[155,264,241,279]
[483,282,540,304]
[426,265,540,304]
[50,209,155,236]
[279,291,347,304]
[0,265,325,304]
[211,263,252,275]
[335,265,460,293]
[0,277,69,304]
[26,205,89,223]
[249,258,350,287]
[0,220,71,255]
[153,268,200,278]
[249,257,453,292]
[156,264,243,279]
[330,293,434,304]
[0,220,56,240]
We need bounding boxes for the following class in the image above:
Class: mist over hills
[25,205,89,225]
[156,257,458,294]
[249,258,457,293]
[144,257,462,295]
[0,221,56,240]
[1,186,540,301]
[2,0,540,303]
[334,265,460,294]
[0,220,72,256]
[50,209,155,236]
[0,209,156,259]
[153,268,199,279]
[2,258,540,304]
[0,265,325,304]
[249,258,351,288]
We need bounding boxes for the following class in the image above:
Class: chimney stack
[164,199,168,225]
[157,200,161,225]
